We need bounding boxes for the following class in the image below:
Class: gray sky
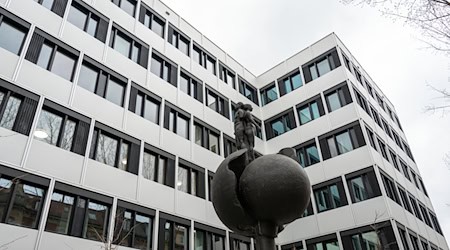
[161,0,450,243]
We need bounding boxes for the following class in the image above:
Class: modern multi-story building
[0,0,447,249]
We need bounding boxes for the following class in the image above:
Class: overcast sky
[161,0,450,243]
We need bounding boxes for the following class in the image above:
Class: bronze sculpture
[212,103,311,250]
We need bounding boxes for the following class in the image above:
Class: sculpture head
[243,103,253,111]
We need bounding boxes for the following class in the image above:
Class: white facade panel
[0,48,19,81]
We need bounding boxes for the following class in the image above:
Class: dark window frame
[219,62,236,88]
[296,95,325,125]
[194,118,221,155]
[150,50,178,87]
[34,0,68,16]
[313,177,348,213]
[193,43,216,75]
[0,8,30,55]
[260,82,278,106]
[109,23,149,68]
[128,83,161,124]
[319,121,365,160]
[324,82,352,112]
[164,103,190,140]
[294,139,321,168]
[67,0,109,42]
[178,159,206,199]
[345,166,381,203]
[111,0,137,17]
[205,86,229,119]
[142,143,175,188]
[264,108,297,140]
[302,47,341,83]
[238,77,259,105]
[278,69,303,97]
[380,172,401,205]
[167,24,190,56]
[138,2,165,38]
[179,69,203,103]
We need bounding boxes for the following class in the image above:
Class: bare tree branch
[0,235,28,250]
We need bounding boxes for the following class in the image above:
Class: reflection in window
[96,133,119,167]
[296,143,320,168]
[0,96,22,130]
[260,84,278,106]
[114,207,153,249]
[142,151,168,186]
[325,84,352,112]
[105,78,125,106]
[280,71,302,96]
[45,192,75,234]
[313,181,346,213]
[175,224,189,250]
[83,201,109,241]
[298,99,322,125]
[36,109,63,145]
[0,17,28,55]
[6,182,45,229]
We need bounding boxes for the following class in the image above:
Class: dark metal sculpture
[212,103,311,250]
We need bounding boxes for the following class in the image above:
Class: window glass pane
[335,131,353,154]
[105,78,124,106]
[180,74,189,95]
[37,43,53,69]
[315,188,329,212]
[0,178,13,221]
[311,102,320,119]
[135,93,143,116]
[35,109,63,146]
[152,18,164,37]
[163,64,170,82]
[291,73,302,89]
[87,17,98,37]
[142,152,156,180]
[131,43,140,63]
[0,19,27,55]
[325,241,339,250]
[176,115,189,139]
[271,119,285,136]
[193,49,201,64]
[174,225,188,250]
[115,208,132,246]
[299,106,312,124]
[178,166,189,193]
[209,133,219,153]
[95,133,118,167]
[327,92,341,112]
[309,65,318,80]
[327,137,338,157]
[45,192,75,234]
[330,185,341,208]
[118,142,129,171]
[164,222,173,250]
[144,98,159,124]
[78,64,98,93]
[157,157,166,184]
[150,56,162,77]
[284,79,292,93]
[190,171,197,195]
[113,32,131,58]
[67,5,88,31]
[0,92,4,107]
[267,86,277,102]
[206,57,215,75]
[168,111,175,132]
[317,58,331,76]
[61,119,76,151]
[194,125,202,146]
[119,0,136,16]
[144,13,151,27]
[350,176,367,202]
[297,150,306,168]
[213,235,225,250]
[306,145,320,165]
[83,201,109,241]
[0,96,22,130]
[42,0,54,9]
[195,230,205,250]
[51,50,76,81]
[134,214,152,249]
[179,38,189,56]
[207,93,217,111]
[7,183,44,228]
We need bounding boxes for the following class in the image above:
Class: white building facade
[0,0,447,249]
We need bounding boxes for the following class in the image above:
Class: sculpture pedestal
[254,221,278,250]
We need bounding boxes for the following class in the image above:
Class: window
[397,226,410,250]
[421,240,429,250]
[264,109,296,140]
[179,70,203,102]
[67,1,108,42]
[78,58,127,106]
[408,195,423,221]
[195,120,221,155]
[302,201,314,218]
[410,171,420,189]
[138,3,165,37]
[178,161,205,198]
[341,52,351,71]
[223,135,237,158]
[206,87,229,118]
[341,223,398,250]
[278,70,302,96]
[110,25,148,67]
[319,122,365,160]
[194,225,226,250]
[260,83,278,106]
[306,234,339,250]
[45,183,111,242]
[394,114,403,131]
[253,115,263,140]
[151,51,177,86]
[392,131,403,149]
[229,235,251,250]
[90,123,140,174]
[324,83,352,112]
[282,242,303,250]
[419,203,432,227]
[313,179,347,213]
[33,0,68,16]
[111,0,136,17]
[193,44,216,75]
[429,212,443,234]
[129,84,161,124]
[158,214,190,250]
[377,138,389,160]
[164,104,190,139]
[303,48,341,83]
[295,140,320,168]
[353,88,371,116]
[168,24,190,56]
[399,160,411,181]
[26,30,79,81]
[398,186,412,213]
[0,10,29,55]
[365,81,374,98]
[34,101,90,155]
[353,68,363,84]
[238,78,259,105]
[381,119,392,139]
[389,149,400,170]
[219,63,236,88]
[369,105,382,128]
[297,96,325,125]
[418,178,428,197]
[380,173,401,205]
[375,93,385,111]
[402,142,415,162]
[345,167,381,203]
[0,167,48,229]
[142,144,175,188]
[114,201,154,249]
[207,171,214,202]
[386,106,394,120]
[0,79,39,135]
[409,233,420,250]
[365,126,377,150]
